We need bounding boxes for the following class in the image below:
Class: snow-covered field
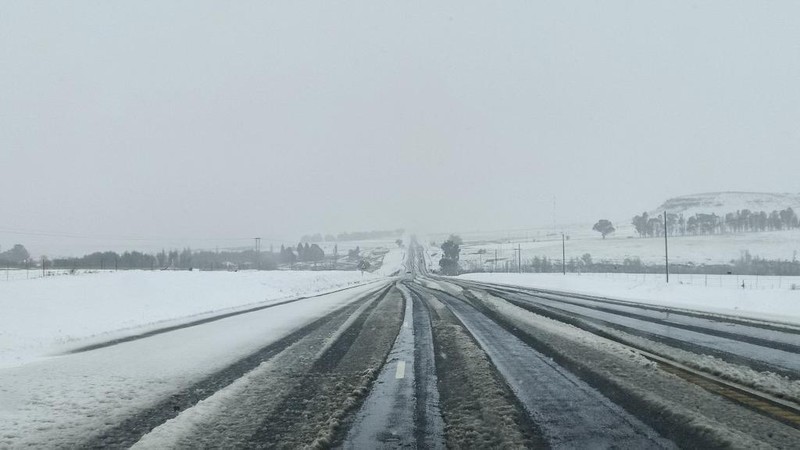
[457,273,800,325]
[315,236,408,275]
[315,238,401,255]
[444,228,800,268]
[655,191,800,217]
[373,246,407,276]
[0,270,384,368]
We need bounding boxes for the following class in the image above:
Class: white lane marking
[395,360,406,379]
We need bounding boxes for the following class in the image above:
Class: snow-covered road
[490,288,800,375]
[413,283,673,448]
[0,281,388,448]
[2,243,799,448]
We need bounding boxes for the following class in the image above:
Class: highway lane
[465,282,800,350]
[411,283,674,449]
[482,288,800,376]
[343,283,445,449]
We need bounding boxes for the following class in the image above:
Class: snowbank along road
[2,241,799,448]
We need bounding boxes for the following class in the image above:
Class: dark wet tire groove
[247,285,398,448]
[406,285,445,448]
[311,288,389,373]
[408,285,548,449]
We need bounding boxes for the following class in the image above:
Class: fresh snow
[0,270,383,368]
[457,273,800,326]
[373,246,407,276]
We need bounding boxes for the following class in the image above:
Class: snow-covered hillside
[428,192,800,270]
[653,192,800,217]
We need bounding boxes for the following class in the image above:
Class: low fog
[2,1,799,255]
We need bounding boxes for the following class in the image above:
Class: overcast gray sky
[2,1,799,255]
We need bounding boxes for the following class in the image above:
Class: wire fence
[546,271,800,291]
[0,268,107,282]
[447,245,800,291]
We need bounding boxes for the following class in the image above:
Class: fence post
[664,211,670,283]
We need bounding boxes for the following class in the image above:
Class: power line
[0,227,286,243]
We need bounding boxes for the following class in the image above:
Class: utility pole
[254,237,261,270]
[562,233,566,275]
[494,249,498,273]
[41,256,45,278]
[664,211,670,283]
[517,243,521,274]
[553,196,557,235]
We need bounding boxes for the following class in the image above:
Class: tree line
[0,244,30,266]
[632,208,799,237]
[277,242,327,265]
[300,229,404,243]
[2,239,377,271]
[53,242,338,270]
[439,235,462,275]
[50,247,281,271]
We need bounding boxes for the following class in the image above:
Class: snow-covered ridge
[653,192,800,217]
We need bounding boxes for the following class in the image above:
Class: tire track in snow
[83,285,390,449]
[245,286,403,448]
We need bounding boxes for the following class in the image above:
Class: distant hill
[651,192,800,217]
